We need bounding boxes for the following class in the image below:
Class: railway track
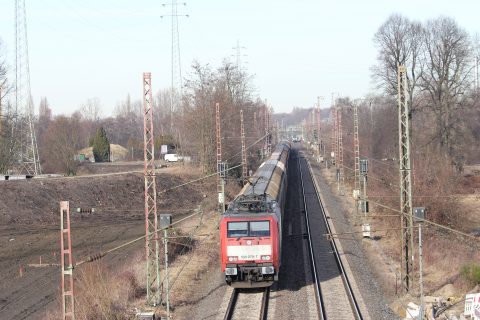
[223,287,270,320]
[299,155,363,320]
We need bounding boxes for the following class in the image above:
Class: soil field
[0,166,211,319]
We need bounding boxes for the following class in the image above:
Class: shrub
[460,263,480,285]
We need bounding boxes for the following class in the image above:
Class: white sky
[0,0,478,116]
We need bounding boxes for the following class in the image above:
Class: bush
[461,263,480,285]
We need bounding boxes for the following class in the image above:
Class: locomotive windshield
[227,221,270,238]
[250,221,270,236]
[227,222,248,237]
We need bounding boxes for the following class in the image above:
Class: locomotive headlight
[228,256,238,262]
[225,267,237,276]
[261,255,271,261]
[261,266,275,275]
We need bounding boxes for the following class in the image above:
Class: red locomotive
[220,142,290,288]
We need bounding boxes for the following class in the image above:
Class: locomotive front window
[227,221,270,238]
[227,222,248,237]
[250,221,270,237]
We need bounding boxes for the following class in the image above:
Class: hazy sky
[0,0,478,116]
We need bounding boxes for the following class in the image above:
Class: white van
[164,154,179,162]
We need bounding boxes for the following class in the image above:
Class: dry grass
[74,262,137,320]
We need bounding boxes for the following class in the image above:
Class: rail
[299,155,363,319]
[223,287,270,320]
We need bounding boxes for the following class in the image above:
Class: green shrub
[461,263,480,284]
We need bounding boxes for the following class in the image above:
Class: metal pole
[221,177,225,214]
[164,228,170,319]
[398,65,414,292]
[60,201,75,320]
[240,110,247,183]
[418,223,424,320]
[215,103,223,213]
[143,72,161,306]
[0,85,2,134]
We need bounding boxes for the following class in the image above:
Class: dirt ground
[0,163,213,319]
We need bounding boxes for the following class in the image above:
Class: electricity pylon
[161,1,188,133]
[13,0,41,175]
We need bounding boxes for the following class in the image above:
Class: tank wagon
[219,142,290,288]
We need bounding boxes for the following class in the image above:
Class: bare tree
[81,97,102,122]
[372,13,425,111]
[419,17,472,168]
[42,116,82,175]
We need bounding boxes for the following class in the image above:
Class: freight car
[219,142,290,288]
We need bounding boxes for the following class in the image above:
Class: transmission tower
[161,1,188,133]
[240,109,247,183]
[397,65,414,293]
[232,40,247,71]
[14,0,41,175]
[142,72,161,306]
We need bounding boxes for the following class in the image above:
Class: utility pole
[161,1,188,133]
[14,0,41,175]
[316,96,322,157]
[337,103,344,195]
[397,65,414,293]
[263,104,270,157]
[60,201,74,320]
[353,101,360,196]
[414,207,426,320]
[240,109,247,184]
[160,214,172,319]
[142,72,161,306]
[216,103,225,213]
[0,85,3,134]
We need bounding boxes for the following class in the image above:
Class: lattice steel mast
[161,0,188,133]
[330,108,336,165]
[142,72,161,306]
[240,109,247,183]
[216,102,225,213]
[316,96,322,155]
[14,0,41,175]
[397,65,414,292]
[353,101,360,193]
[337,103,344,195]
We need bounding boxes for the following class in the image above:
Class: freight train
[219,142,290,288]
